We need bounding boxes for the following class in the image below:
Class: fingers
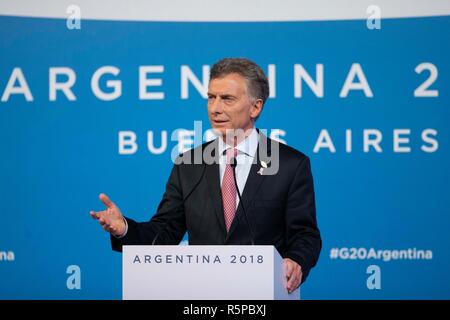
[109,225,118,234]
[284,259,302,293]
[90,209,114,233]
[101,223,112,232]
[284,260,293,278]
[98,215,114,232]
[90,210,107,221]
[286,270,300,293]
[99,193,115,209]
[101,222,113,232]
[90,211,99,220]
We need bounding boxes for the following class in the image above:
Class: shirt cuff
[113,217,128,238]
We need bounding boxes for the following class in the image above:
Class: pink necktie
[222,148,238,232]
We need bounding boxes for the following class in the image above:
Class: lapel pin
[257,160,268,175]
[260,160,268,168]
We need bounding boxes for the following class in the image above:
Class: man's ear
[250,99,264,119]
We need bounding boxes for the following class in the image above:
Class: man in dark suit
[90,58,321,293]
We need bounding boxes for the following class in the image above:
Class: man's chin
[211,126,252,144]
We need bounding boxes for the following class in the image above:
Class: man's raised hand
[90,193,126,237]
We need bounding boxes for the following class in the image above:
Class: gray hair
[210,58,269,105]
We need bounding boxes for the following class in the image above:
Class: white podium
[122,245,300,300]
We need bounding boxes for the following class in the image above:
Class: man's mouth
[213,119,229,124]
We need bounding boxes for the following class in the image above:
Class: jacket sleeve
[110,163,187,252]
[284,156,322,283]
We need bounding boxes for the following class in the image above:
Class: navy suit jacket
[111,131,321,282]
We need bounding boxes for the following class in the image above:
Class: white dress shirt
[217,127,259,207]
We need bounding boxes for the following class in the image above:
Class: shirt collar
[218,127,259,158]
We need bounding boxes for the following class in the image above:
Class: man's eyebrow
[220,94,236,99]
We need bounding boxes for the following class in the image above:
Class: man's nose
[209,98,224,114]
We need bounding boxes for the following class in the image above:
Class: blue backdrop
[0,14,449,299]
